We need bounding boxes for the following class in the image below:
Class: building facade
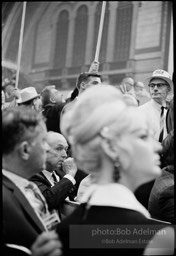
[2,1,173,92]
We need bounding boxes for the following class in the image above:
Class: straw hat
[17,87,39,104]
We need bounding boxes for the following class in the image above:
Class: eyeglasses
[148,83,168,89]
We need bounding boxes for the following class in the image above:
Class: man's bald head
[46,131,67,147]
[46,131,68,171]
[122,77,134,87]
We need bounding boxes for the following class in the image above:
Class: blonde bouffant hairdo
[60,84,129,171]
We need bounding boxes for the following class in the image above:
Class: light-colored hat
[17,87,39,104]
[145,69,173,90]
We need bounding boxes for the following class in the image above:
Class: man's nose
[61,149,67,159]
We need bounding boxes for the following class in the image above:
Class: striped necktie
[25,182,48,215]
[25,182,61,230]
[52,172,58,185]
[159,106,165,143]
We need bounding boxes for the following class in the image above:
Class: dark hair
[76,72,101,89]
[70,87,79,101]
[40,86,55,107]
[2,106,45,155]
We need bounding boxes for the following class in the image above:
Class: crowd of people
[2,61,174,256]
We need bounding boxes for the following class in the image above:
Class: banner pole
[15,2,27,89]
[94,1,106,62]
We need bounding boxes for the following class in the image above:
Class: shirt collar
[80,183,150,218]
[42,169,53,180]
[3,169,29,188]
[151,99,167,110]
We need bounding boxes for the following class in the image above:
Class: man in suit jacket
[30,131,83,213]
[2,107,59,249]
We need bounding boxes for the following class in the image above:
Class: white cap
[145,69,173,90]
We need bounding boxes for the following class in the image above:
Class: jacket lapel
[4,177,45,232]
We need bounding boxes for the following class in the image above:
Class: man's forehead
[150,77,167,84]
[87,76,101,83]
[47,132,68,146]
[55,136,68,147]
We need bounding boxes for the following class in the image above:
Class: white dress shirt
[138,99,167,141]
[42,169,76,187]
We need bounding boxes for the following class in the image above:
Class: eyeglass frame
[148,83,168,89]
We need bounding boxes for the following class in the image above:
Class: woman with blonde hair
[57,84,174,255]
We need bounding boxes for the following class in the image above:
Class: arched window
[33,6,52,66]
[113,2,133,61]
[5,12,21,62]
[93,2,109,64]
[72,5,88,67]
[54,10,69,68]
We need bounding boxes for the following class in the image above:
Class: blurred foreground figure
[2,107,60,249]
[57,85,174,255]
[4,231,62,256]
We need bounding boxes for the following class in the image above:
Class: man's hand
[31,231,62,256]
[11,88,21,99]
[62,157,77,177]
[88,60,99,74]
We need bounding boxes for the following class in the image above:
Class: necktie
[25,182,48,215]
[159,106,165,143]
[25,182,61,230]
[52,172,58,185]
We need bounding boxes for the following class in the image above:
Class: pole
[15,2,27,89]
[94,1,106,62]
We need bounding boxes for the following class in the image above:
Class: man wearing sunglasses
[138,69,173,142]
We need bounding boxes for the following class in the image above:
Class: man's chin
[152,95,161,100]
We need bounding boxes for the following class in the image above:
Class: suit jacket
[3,175,45,249]
[42,102,65,133]
[134,179,155,209]
[148,165,174,223]
[29,170,76,211]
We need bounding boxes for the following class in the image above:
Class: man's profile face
[46,133,68,170]
[50,88,64,103]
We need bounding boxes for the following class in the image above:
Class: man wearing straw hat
[17,86,42,112]
[138,69,173,142]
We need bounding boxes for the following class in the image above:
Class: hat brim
[17,95,39,104]
[144,76,173,90]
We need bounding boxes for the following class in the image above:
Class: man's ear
[18,141,30,160]
[50,97,56,103]
[80,82,86,90]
